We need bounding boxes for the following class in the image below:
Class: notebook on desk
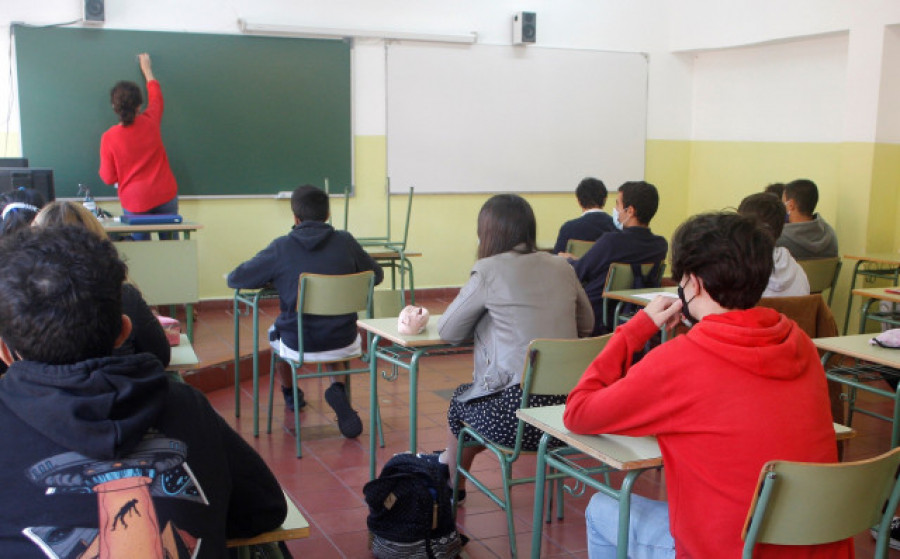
[119,214,183,225]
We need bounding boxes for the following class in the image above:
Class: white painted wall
[691,34,848,143]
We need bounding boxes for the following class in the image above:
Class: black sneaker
[324,382,363,438]
[871,516,900,550]
[282,386,307,411]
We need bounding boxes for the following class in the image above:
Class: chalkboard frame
[15,25,352,198]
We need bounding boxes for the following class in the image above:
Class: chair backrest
[566,239,595,259]
[741,446,900,558]
[522,336,612,397]
[604,262,665,293]
[797,257,842,306]
[373,289,405,318]
[297,271,375,318]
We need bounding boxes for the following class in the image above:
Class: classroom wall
[2,1,899,317]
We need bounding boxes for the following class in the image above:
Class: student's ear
[293,216,302,226]
[0,339,15,366]
[113,315,133,349]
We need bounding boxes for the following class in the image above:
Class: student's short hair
[290,185,329,222]
[575,178,607,209]
[763,183,785,199]
[0,188,46,236]
[738,192,787,240]
[0,226,126,364]
[110,81,143,126]
[34,201,109,241]
[477,194,536,259]
[670,212,773,310]
[619,181,659,224]
[783,179,819,216]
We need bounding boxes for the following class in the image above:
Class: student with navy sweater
[552,177,618,254]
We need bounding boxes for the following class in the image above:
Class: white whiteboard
[386,42,648,194]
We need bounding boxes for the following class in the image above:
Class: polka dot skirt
[448,383,566,450]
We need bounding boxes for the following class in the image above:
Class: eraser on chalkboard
[276,191,292,199]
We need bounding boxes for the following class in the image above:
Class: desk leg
[186,303,194,343]
[369,334,383,480]
[409,349,426,454]
[530,433,552,559]
[843,260,864,335]
[859,298,878,335]
[893,388,900,449]
[252,297,261,437]
[234,295,241,416]
[615,471,644,559]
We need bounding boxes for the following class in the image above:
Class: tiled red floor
[187,292,900,558]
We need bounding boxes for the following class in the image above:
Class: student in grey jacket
[432,194,594,503]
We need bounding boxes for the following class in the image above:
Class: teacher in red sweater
[564,212,850,559]
[99,53,178,240]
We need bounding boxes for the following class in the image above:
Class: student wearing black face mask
[564,212,847,559]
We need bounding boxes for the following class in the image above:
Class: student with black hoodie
[0,226,286,558]
[227,185,383,438]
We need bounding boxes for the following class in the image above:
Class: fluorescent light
[238,19,477,44]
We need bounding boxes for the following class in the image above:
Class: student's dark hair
[670,212,773,310]
[290,185,329,222]
[0,226,126,364]
[110,81,143,126]
[477,194,536,259]
[619,181,659,224]
[783,179,819,216]
[0,188,46,236]
[738,192,787,240]
[575,177,607,209]
[763,182,785,199]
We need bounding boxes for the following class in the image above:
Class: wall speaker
[84,0,105,24]
[513,12,536,45]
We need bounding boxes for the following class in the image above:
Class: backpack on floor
[363,453,463,559]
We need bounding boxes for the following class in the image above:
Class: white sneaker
[871,516,900,550]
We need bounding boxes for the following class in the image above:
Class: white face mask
[612,207,624,230]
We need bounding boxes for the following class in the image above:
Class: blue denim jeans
[123,197,179,241]
[586,492,676,559]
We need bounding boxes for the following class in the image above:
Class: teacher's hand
[138,53,155,81]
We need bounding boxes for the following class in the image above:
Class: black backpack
[363,453,463,559]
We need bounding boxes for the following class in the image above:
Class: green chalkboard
[15,26,351,198]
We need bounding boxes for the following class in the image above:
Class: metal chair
[797,257,842,306]
[453,335,612,558]
[265,271,383,458]
[603,261,666,331]
[742,446,900,558]
[566,239,595,258]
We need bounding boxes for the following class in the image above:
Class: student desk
[852,286,900,334]
[518,405,662,559]
[168,333,200,372]
[357,315,471,480]
[815,333,900,447]
[232,287,279,436]
[226,490,309,548]
[841,253,900,334]
[520,405,855,559]
[602,286,678,339]
[103,221,203,341]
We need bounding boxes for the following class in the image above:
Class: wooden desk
[103,220,203,341]
[357,315,470,479]
[602,286,678,339]
[168,333,200,371]
[226,490,309,548]
[815,334,900,447]
[852,286,900,334]
[841,253,900,334]
[520,405,856,559]
[518,405,662,559]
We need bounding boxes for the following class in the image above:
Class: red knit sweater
[99,80,178,213]
[565,308,853,559]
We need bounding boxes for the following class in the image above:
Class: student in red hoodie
[99,53,178,240]
[564,212,852,559]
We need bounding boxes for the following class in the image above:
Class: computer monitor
[0,158,28,168]
[0,168,55,203]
